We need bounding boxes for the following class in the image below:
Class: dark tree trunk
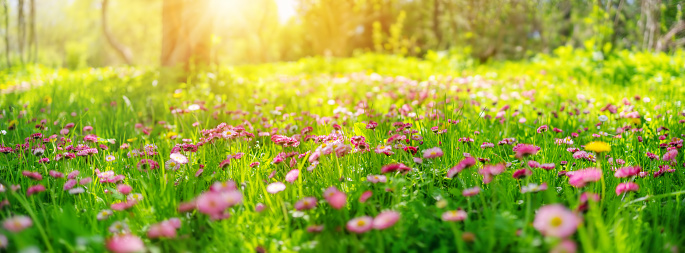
[161,0,213,69]
[102,0,133,64]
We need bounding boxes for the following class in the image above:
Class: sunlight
[274,0,297,23]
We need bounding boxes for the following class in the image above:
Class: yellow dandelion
[585,141,611,153]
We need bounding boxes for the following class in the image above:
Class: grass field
[1,49,685,252]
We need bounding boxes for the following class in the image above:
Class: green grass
[1,50,684,252]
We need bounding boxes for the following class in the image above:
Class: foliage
[0,49,684,252]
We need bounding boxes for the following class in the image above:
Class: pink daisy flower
[324,187,347,210]
[615,182,639,195]
[366,174,387,183]
[533,204,580,238]
[663,149,678,163]
[550,240,577,253]
[513,144,540,158]
[568,168,602,187]
[359,191,373,203]
[3,215,32,233]
[285,169,300,183]
[442,210,468,222]
[422,147,444,159]
[381,163,411,174]
[372,211,400,230]
[462,186,481,197]
[266,182,286,194]
[346,216,373,233]
[106,234,145,253]
[294,197,318,211]
[26,184,46,196]
[447,157,477,178]
[614,166,641,178]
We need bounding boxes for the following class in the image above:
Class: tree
[101,0,133,64]
[161,0,214,69]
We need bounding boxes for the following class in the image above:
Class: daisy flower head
[346,216,373,233]
[170,152,189,164]
[3,215,33,233]
[105,155,116,162]
[513,144,540,158]
[442,210,468,222]
[422,147,444,159]
[533,204,580,238]
[372,211,400,230]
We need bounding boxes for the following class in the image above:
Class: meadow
[1,48,685,252]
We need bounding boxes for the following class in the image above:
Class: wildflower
[551,240,578,253]
[615,182,639,195]
[117,184,133,195]
[69,187,85,195]
[663,149,678,163]
[106,234,145,253]
[324,187,347,209]
[528,160,540,168]
[170,152,188,164]
[614,166,641,178]
[346,216,373,233]
[359,191,372,203]
[27,184,46,196]
[521,183,548,193]
[196,192,229,216]
[147,218,181,239]
[584,141,611,153]
[165,159,180,170]
[537,125,548,133]
[442,210,467,222]
[512,168,533,179]
[106,155,116,162]
[307,225,325,233]
[422,147,444,159]
[533,204,580,238]
[447,157,477,178]
[285,169,300,183]
[598,115,608,122]
[540,163,555,170]
[97,209,114,220]
[367,174,387,183]
[255,203,266,212]
[64,179,77,190]
[480,142,494,149]
[373,211,400,230]
[462,186,481,197]
[294,197,317,211]
[381,163,411,174]
[266,182,286,194]
[513,144,540,158]
[3,215,32,232]
[568,168,602,187]
[49,170,64,178]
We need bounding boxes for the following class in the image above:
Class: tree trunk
[2,0,10,68]
[29,0,36,63]
[17,0,25,64]
[161,0,213,69]
[102,0,133,65]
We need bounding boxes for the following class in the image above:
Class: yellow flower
[166,132,178,139]
[585,141,611,153]
[127,137,138,142]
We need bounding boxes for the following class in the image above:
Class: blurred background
[0,0,683,69]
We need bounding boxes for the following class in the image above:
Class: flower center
[356,220,366,226]
[550,216,563,227]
